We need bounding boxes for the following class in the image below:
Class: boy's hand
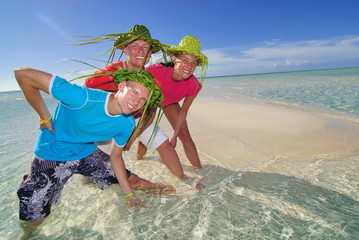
[127,195,145,207]
[40,121,54,132]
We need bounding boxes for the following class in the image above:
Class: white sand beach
[159,99,359,179]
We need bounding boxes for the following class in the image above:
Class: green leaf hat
[113,24,162,53]
[112,68,164,145]
[112,69,163,108]
[71,24,162,55]
[165,35,208,66]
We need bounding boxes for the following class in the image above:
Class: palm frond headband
[70,24,166,67]
[112,69,163,108]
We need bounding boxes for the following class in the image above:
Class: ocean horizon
[205,67,359,79]
[3,67,358,92]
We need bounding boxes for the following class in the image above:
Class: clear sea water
[201,68,359,124]
[0,68,358,239]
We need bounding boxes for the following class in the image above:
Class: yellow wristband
[39,114,52,124]
[124,193,135,199]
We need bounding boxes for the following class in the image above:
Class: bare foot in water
[138,183,176,194]
[195,182,205,189]
[129,174,176,194]
[81,174,175,194]
[81,176,90,184]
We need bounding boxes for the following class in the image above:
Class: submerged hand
[127,195,145,207]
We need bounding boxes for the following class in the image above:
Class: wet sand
[160,99,359,171]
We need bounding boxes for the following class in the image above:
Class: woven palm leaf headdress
[112,68,163,108]
[72,24,164,67]
[163,35,208,83]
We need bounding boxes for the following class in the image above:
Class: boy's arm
[109,143,145,207]
[14,67,54,131]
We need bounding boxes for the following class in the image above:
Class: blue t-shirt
[34,76,135,161]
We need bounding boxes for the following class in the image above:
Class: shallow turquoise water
[201,68,359,122]
[0,68,358,239]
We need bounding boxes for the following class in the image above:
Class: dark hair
[161,53,189,67]
[160,61,175,67]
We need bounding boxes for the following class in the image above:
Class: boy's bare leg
[20,219,44,240]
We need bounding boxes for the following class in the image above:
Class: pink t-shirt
[146,64,202,107]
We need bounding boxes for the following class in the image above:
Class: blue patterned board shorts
[17,149,132,221]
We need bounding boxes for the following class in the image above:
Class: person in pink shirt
[83,25,186,179]
[81,30,207,183]
[139,35,208,171]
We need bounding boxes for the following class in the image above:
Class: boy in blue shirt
[14,67,174,226]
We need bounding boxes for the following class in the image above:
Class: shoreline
[199,96,359,127]
[159,98,359,170]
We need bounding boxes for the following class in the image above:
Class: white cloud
[202,49,240,64]
[204,35,359,76]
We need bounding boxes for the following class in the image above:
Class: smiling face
[112,81,149,115]
[172,54,198,81]
[123,40,153,70]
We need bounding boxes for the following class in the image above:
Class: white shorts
[95,118,168,154]
[136,118,168,150]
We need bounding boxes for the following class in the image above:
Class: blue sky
[1,0,358,91]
